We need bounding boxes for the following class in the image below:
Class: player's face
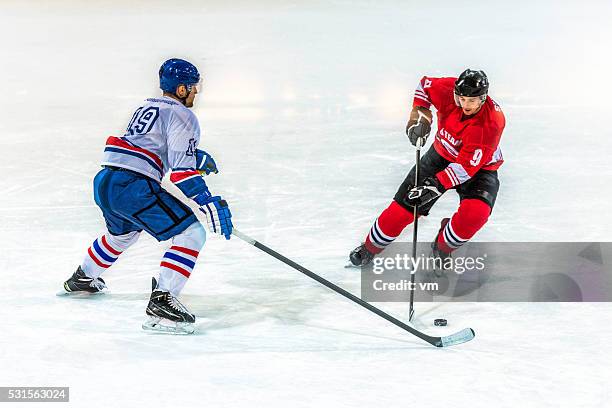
[184,83,199,108]
[457,96,482,115]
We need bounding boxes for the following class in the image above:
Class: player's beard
[184,93,196,108]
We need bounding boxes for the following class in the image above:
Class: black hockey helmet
[454,69,489,97]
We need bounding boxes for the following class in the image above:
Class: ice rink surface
[1,1,611,407]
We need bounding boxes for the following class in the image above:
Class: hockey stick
[232,228,475,348]
[408,139,422,321]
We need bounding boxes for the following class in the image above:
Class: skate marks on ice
[52,279,454,348]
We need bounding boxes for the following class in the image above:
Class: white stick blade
[440,328,475,347]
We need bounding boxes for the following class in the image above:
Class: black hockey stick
[232,228,475,348]
[408,139,422,321]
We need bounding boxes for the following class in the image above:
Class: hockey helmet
[159,58,201,93]
[454,69,489,98]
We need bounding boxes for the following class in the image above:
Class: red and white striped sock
[157,222,206,296]
[81,231,140,278]
[436,199,491,254]
[365,201,415,254]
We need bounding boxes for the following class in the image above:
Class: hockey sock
[436,198,491,254]
[365,201,415,254]
[81,231,140,278]
[158,222,206,296]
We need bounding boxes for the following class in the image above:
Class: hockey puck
[434,318,447,326]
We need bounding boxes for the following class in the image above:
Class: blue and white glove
[194,192,232,240]
[195,149,219,175]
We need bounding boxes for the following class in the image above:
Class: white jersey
[102,96,200,183]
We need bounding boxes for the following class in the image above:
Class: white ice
[1,1,611,407]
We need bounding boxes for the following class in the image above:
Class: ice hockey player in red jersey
[350,69,505,266]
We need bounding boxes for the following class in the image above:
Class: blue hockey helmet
[159,58,201,93]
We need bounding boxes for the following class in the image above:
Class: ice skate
[348,243,375,267]
[142,278,196,335]
[58,266,107,296]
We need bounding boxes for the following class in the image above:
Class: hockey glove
[195,193,233,240]
[196,149,219,175]
[405,177,444,207]
[406,110,432,147]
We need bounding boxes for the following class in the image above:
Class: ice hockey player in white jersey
[61,58,232,334]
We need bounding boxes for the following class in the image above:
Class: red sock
[365,201,415,254]
[437,199,491,253]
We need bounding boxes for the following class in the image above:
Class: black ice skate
[143,278,195,335]
[349,243,375,267]
[60,266,106,295]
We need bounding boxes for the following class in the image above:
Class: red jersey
[413,76,505,190]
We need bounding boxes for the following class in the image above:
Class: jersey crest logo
[439,128,460,146]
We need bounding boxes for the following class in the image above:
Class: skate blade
[142,317,195,335]
[56,287,107,297]
[344,263,359,269]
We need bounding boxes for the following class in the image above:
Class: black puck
[434,318,447,326]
